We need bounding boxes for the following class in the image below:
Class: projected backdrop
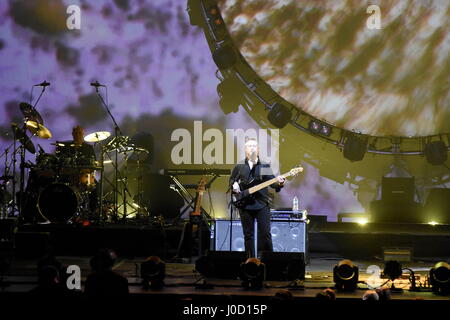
[0,0,448,221]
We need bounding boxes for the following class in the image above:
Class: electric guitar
[232,166,304,208]
[190,177,206,225]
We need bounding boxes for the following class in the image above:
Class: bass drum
[38,183,79,223]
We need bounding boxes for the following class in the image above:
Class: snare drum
[38,183,79,223]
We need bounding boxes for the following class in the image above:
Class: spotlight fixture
[239,257,265,289]
[308,120,332,137]
[343,134,368,162]
[212,45,237,70]
[267,103,292,129]
[141,256,166,289]
[383,260,403,290]
[217,79,241,114]
[430,262,450,294]
[333,259,359,291]
[424,140,448,165]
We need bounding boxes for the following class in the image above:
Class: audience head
[37,265,60,287]
[273,289,293,300]
[90,248,117,273]
[315,288,336,301]
[362,290,379,301]
[375,287,391,301]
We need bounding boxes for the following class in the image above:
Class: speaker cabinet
[213,219,307,256]
[213,220,256,252]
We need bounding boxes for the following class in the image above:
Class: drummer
[63,125,96,161]
[58,126,99,213]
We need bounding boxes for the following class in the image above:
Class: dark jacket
[230,158,282,210]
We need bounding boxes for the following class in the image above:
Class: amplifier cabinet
[212,219,307,257]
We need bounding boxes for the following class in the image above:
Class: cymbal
[84,131,111,143]
[19,102,43,124]
[11,123,35,154]
[25,121,52,139]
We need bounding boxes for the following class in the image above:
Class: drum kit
[1,101,150,224]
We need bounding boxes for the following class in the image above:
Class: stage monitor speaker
[260,251,305,281]
[205,250,247,279]
[213,219,307,256]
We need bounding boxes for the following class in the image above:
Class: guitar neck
[192,191,204,215]
[247,172,291,195]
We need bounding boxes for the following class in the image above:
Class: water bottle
[292,196,299,212]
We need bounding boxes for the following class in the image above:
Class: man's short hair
[244,137,258,146]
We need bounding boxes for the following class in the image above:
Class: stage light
[212,45,237,70]
[141,256,165,289]
[333,260,358,291]
[424,141,448,165]
[430,262,450,294]
[308,120,332,137]
[383,260,403,290]
[308,120,321,134]
[357,218,369,225]
[428,221,439,226]
[217,79,240,114]
[320,124,332,137]
[240,257,265,289]
[343,134,368,162]
[333,259,358,291]
[267,103,292,129]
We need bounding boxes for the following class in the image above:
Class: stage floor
[2,253,449,302]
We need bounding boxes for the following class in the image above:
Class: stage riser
[15,226,183,258]
[13,223,450,259]
[310,233,450,259]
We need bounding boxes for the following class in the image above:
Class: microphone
[90,81,105,87]
[34,81,50,87]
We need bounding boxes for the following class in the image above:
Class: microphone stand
[93,84,123,222]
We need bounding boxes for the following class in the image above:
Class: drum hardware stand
[93,82,124,222]
[133,155,150,220]
[100,142,134,223]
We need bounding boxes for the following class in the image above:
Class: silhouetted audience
[375,287,392,301]
[272,289,294,300]
[315,288,336,301]
[362,290,379,301]
[29,254,77,296]
[29,265,67,295]
[84,249,129,296]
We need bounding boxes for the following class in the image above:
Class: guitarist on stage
[230,138,285,258]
